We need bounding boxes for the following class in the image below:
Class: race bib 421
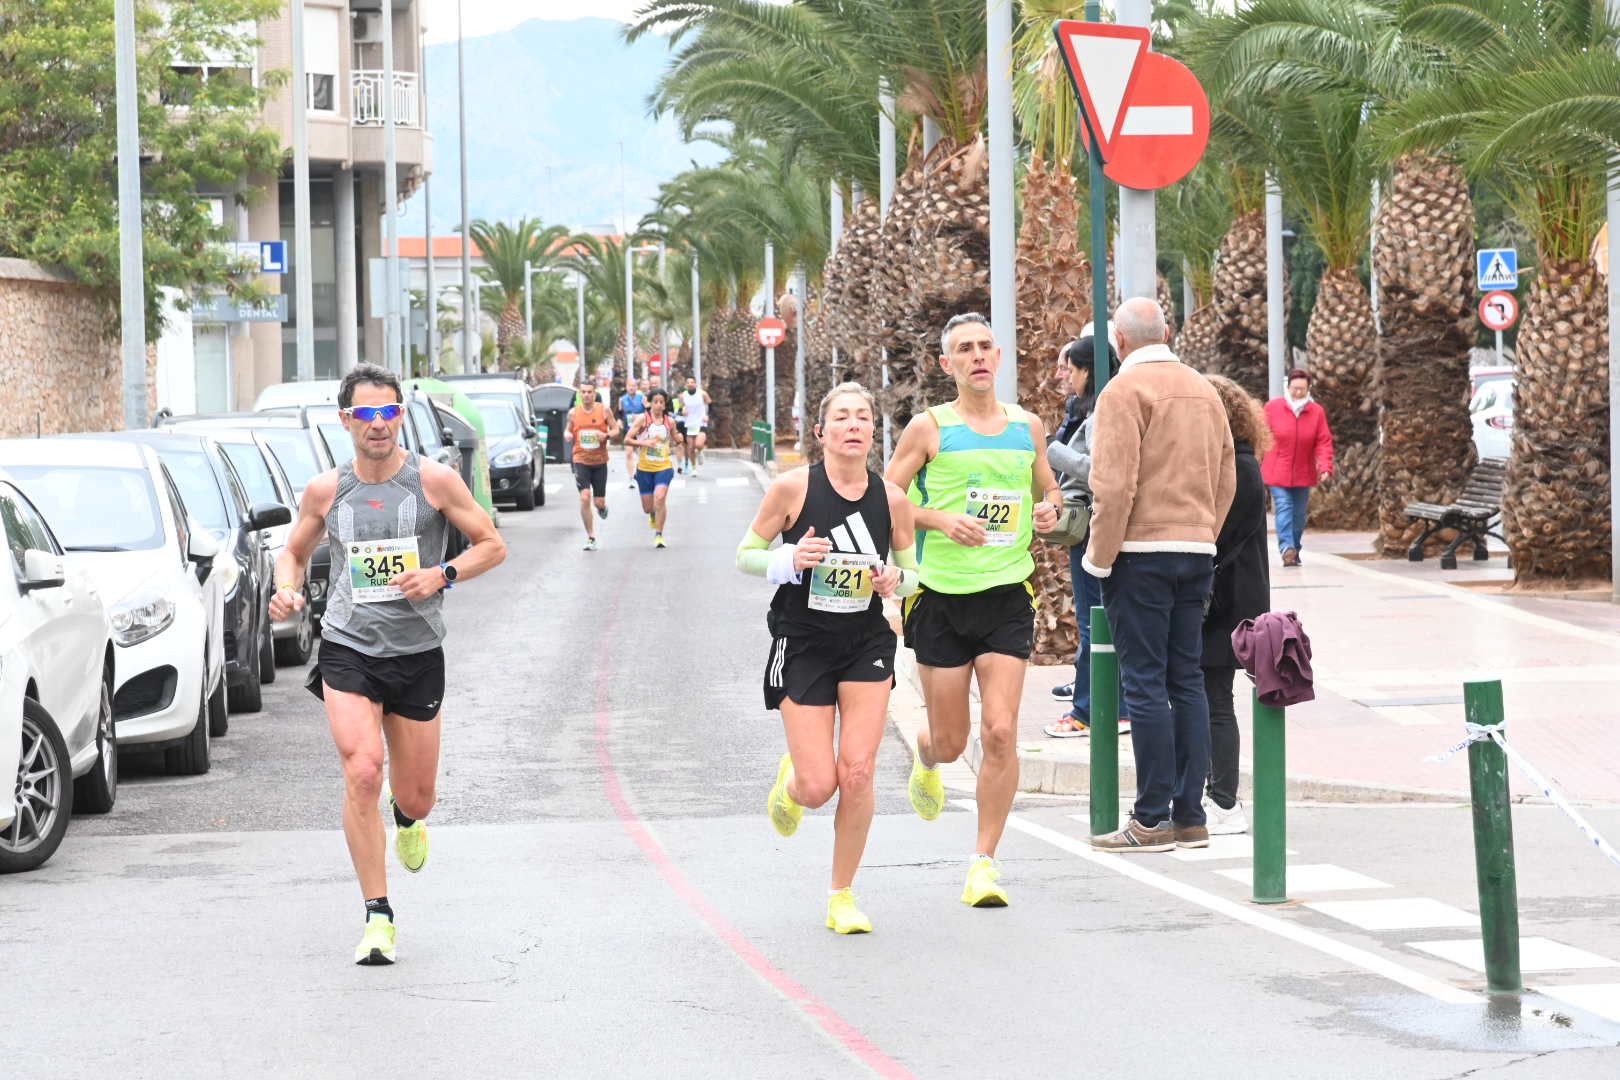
[349,537,420,603]
[808,553,878,614]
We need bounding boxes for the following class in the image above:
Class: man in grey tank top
[270,364,506,966]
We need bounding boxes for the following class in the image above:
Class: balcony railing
[351,70,420,127]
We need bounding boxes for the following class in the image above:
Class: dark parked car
[76,431,290,715]
[159,412,336,623]
[473,399,544,511]
[529,383,578,465]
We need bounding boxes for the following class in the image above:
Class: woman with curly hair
[1200,375,1272,835]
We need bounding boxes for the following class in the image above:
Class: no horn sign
[1053,21,1211,191]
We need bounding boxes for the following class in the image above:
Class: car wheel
[167,677,213,776]
[258,610,276,685]
[514,466,537,511]
[275,596,315,666]
[0,699,74,873]
[230,632,263,716]
[73,677,117,815]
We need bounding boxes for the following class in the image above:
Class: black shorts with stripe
[901,580,1035,668]
[763,630,897,710]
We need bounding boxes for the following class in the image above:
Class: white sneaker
[1203,796,1248,836]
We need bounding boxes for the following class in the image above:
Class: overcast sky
[418,1,658,44]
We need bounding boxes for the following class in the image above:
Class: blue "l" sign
[260,240,287,274]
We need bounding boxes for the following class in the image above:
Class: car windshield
[319,423,356,465]
[476,402,520,436]
[160,449,232,535]
[259,429,321,490]
[220,443,278,505]
[472,393,525,421]
[5,465,165,551]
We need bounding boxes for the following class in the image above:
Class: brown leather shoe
[1282,547,1300,567]
[1174,823,1210,849]
[1091,818,1174,853]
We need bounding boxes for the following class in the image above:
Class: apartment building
[189,0,432,410]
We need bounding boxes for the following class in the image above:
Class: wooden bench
[1403,457,1508,569]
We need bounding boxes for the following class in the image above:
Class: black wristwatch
[439,562,458,590]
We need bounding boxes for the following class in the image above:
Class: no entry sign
[1478,291,1519,332]
[1054,21,1211,191]
[756,316,787,348]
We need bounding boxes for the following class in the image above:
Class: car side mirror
[19,549,65,593]
[248,502,292,532]
[442,427,455,444]
[187,530,219,568]
[525,426,538,440]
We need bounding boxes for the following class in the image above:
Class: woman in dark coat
[1201,375,1272,835]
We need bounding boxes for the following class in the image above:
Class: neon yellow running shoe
[354,913,396,965]
[654,533,667,549]
[907,752,944,821]
[961,858,1009,908]
[825,888,872,934]
[391,796,429,874]
[767,752,803,837]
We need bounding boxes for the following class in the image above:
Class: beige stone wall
[0,258,157,437]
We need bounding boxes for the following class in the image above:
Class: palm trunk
[1373,156,1477,556]
[1211,208,1269,398]
[1302,266,1379,530]
[1505,257,1611,583]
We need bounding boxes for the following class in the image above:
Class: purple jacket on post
[1231,611,1315,707]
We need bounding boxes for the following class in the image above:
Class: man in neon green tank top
[885,312,1062,908]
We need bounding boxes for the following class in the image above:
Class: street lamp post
[524,258,534,355]
[114,0,146,428]
[879,81,896,459]
[382,0,400,374]
[576,271,586,379]
[290,0,315,382]
[988,0,1017,399]
[457,0,473,378]
[765,240,776,437]
[691,257,702,389]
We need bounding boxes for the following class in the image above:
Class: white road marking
[1216,864,1390,893]
[1409,937,1619,973]
[1538,983,1620,1023]
[990,804,1478,1004]
[717,477,749,487]
[1306,898,1479,931]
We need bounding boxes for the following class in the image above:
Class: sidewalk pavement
[888,531,1620,806]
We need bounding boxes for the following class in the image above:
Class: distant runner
[619,378,647,487]
[678,377,711,475]
[884,313,1061,909]
[626,389,681,548]
[566,382,620,551]
[738,382,918,933]
[270,364,507,965]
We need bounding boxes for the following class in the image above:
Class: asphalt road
[4,452,1619,1079]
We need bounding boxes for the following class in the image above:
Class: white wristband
[767,543,803,586]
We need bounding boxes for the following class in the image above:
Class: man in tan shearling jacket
[1083,298,1236,854]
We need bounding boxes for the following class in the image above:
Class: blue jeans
[1068,544,1103,721]
[1101,553,1215,828]
[1270,485,1311,553]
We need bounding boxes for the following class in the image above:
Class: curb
[889,649,1468,806]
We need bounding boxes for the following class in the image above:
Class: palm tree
[1187,0,1479,552]
[1160,159,1237,374]
[1382,0,1620,582]
[567,232,666,383]
[465,217,571,366]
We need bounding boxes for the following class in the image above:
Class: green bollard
[1251,689,1287,904]
[1464,679,1522,993]
[1089,605,1119,836]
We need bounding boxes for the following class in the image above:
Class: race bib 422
[964,487,1024,546]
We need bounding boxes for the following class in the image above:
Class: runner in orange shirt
[565,383,620,551]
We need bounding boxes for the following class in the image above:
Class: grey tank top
[321,454,449,657]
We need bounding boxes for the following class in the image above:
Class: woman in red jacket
[1261,369,1334,567]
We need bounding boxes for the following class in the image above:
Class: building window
[305,8,341,114]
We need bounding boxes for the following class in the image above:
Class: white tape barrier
[1429,722,1620,872]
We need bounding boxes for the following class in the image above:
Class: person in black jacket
[1200,375,1272,835]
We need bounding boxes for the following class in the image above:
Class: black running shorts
[573,462,608,497]
[305,639,446,721]
[763,631,897,710]
[902,581,1035,668]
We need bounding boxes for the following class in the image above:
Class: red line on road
[592,646,916,1079]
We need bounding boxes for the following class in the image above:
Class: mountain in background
[400,17,717,235]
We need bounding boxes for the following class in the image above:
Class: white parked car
[253,378,340,411]
[1470,375,1514,461]
[0,470,118,873]
[0,440,226,777]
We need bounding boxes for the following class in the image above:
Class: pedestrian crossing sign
[1477,248,1517,291]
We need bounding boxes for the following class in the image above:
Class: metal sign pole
[765,240,776,435]
[291,0,315,382]
[114,0,147,427]
[382,0,400,374]
[1085,2,1110,392]
[691,258,702,389]
[988,0,1017,400]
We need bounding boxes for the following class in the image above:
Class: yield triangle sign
[1052,21,1150,161]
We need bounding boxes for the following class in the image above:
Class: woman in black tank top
[734,383,918,934]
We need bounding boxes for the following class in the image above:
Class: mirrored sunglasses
[344,404,403,423]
